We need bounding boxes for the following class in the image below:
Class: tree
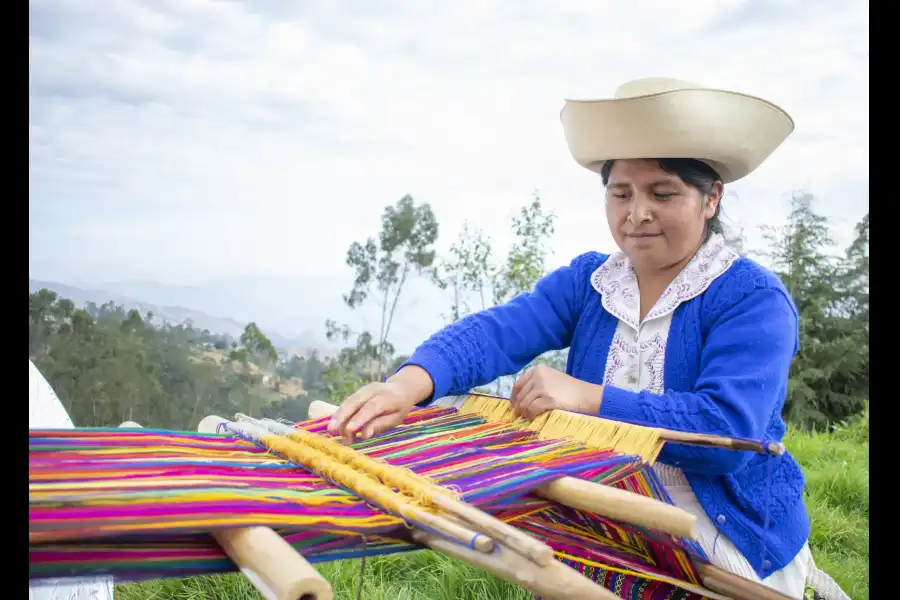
[435,221,494,321]
[761,193,868,428]
[492,192,557,305]
[339,194,440,380]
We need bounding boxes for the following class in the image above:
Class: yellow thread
[283,426,461,507]
[458,394,666,463]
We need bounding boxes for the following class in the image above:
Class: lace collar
[590,233,740,329]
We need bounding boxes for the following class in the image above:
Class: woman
[328,79,816,598]
[29,360,115,600]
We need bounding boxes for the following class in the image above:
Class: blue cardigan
[403,251,810,578]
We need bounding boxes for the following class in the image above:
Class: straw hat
[560,78,794,183]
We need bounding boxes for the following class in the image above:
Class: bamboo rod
[657,428,786,456]
[305,400,698,541]
[694,562,797,600]
[117,419,334,600]
[536,477,696,540]
[410,528,621,600]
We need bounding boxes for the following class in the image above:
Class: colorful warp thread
[30,406,709,599]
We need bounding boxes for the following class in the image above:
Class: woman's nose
[627,199,653,225]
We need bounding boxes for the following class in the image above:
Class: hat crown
[614,78,704,99]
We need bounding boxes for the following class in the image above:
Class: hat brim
[560,88,794,184]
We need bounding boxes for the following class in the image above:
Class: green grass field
[118,410,869,600]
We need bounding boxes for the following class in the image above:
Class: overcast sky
[30,0,868,293]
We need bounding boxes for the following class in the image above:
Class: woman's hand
[509,365,604,420]
[326,366,434,443]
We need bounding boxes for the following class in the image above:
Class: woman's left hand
[509,365,604,420]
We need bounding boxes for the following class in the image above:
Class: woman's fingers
[327,385,378,436]
[343,396,392,442]
[510,373,535,414]
[514,385,544,419]
[510,369,533,405]
[361,412,405,441]
[522,395,554,420]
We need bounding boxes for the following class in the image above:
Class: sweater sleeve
[599,285,799,475]
[400,253,601,403]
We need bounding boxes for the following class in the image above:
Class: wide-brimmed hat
[560,78,794,184]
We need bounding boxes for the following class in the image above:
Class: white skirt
[653,463,811,599]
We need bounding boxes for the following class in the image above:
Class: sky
[28,0,869,346]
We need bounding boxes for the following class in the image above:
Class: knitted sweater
[402,251,810,579]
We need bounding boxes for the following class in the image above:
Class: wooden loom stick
[306,399,698,541]
[656,428,786,456]
[203,415,496,554]
[411,528,621,600]
[117,417,333,600]
[241,413,556,567]
[694,562,797,600]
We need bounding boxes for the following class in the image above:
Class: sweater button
[716,515,726,525]
[762,560,771,570]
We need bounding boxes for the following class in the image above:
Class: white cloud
[29,0,868,346]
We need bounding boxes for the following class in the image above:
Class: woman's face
[605,159,721,272]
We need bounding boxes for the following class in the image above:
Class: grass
[118,410,869,600]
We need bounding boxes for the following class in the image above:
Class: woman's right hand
[326,366,434,443]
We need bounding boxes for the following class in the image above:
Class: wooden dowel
[657,429,786,456]
[694,563,796,600]
[429,493,556,566]
[536,477,697,540]
[411,529,621,600]
[195,416,335,600]
[307,401,339,421]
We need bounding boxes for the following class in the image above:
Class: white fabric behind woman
[29,360,115,600]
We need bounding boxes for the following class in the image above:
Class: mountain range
[29,275,448,357]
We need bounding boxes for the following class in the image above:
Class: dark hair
[600,158,725,243]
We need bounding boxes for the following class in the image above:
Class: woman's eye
[654,193,674,200]
[612,193,630,200]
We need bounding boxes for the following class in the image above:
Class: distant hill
[29,279,332,357]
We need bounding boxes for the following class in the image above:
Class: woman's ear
[703,181,724,219]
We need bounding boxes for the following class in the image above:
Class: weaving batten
[306,400,698,541]
[237,412,557,567]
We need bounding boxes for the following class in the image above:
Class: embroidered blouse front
[591,233,739,397]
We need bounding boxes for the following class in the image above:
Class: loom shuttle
[195,416,335,600]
